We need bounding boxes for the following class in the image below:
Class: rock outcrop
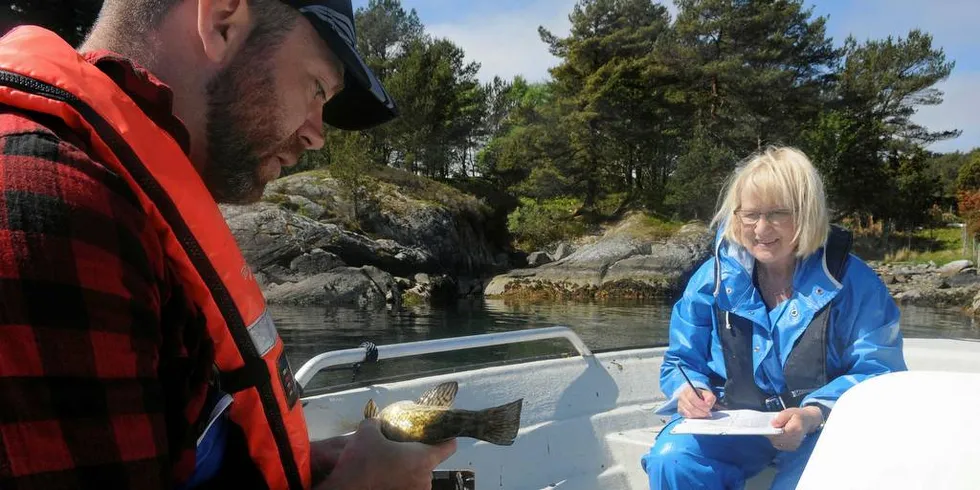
[873,261,980,310]
[221,170,511,307]
[485,216,713,300]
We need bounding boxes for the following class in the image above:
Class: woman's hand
[767,406,824,452]
[677,386,717,419]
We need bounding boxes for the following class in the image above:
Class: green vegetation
[850,220,970,266]
[284,0,978,254]
[293,128,488,213]
[621,215,684,242]
[25,0,979,255]
[401,290,425,307]
[506,197,587,251]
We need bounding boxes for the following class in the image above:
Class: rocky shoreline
[220,171,512,309]
[222,172,980,319]
[484,216,714,301]
[871,260,980,313]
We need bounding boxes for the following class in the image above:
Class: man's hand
[315,418,457,490]
[310,434,351,485]
[677,385,717,419]
[767,406,824,452]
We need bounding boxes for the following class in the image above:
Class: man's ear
[197,0,253,64]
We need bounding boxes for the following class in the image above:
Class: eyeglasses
[734,209,793,226]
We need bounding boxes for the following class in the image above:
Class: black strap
[824,224,853,280]
[219,360,272,394]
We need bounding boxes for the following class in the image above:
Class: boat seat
[604,425,777,489]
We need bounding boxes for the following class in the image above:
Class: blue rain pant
[640,417,820,490]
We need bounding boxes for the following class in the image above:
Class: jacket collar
[712,224,842,317]
[81,50,191,155]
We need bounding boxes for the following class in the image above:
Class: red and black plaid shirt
[0,51,215,489]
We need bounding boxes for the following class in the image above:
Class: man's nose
[299,107,325,151]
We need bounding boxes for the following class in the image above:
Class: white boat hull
[301,337,980,490]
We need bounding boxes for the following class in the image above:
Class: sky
[352,0,980,154]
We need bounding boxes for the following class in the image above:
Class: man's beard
[202,46,284,204]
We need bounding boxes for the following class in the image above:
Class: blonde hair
[710,146,830,258]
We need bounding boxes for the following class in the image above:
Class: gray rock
[221,171,512,310]
[311,233,438,277]
[356,191,504,275]
[221,202,431,277]
[221,202,335,271]
[895,289,923,303]
[405,274,457,305]
[456,277,484,298]
[265,266,400,308]
[946,270,980,288]
[527,251,553,267]
[262,264,305,285]
[550,243,575,261]
[289,248,344,275]
[485,218,713,297]
[265,174,341,205]
[253,271,269,289]
[287,195,326,220]
[939,260,973,277]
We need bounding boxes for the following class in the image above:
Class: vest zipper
[0,70,85,104]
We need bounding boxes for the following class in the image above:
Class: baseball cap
[283,0,398,130]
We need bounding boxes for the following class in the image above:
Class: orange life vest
[0,26,311,490]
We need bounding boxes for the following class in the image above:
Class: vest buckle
[763,395,787,412]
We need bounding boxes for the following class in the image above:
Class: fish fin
[472,398,523,446]
[416,381,458,407]
[364,399,379,419]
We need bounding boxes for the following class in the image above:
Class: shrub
[507,197,586,251]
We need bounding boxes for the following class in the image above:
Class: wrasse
[364,381,523,446]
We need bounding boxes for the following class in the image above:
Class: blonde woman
[641,147,907,489]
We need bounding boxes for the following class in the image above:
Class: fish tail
[466,399,523,446]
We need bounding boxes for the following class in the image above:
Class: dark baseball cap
[283,0,398,130]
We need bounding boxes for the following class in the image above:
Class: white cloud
[426,0,577,83]
[914,71,980,153]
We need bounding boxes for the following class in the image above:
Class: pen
[677,364,705,401]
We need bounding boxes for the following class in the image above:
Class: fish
[363,381,523,446]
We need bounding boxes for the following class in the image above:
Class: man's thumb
[357,417,384,436]
[431,438,458,463]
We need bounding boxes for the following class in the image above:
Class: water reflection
[274,299,978,392]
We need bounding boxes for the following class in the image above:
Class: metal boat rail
[294,326,592,389]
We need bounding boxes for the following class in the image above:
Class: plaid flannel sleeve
[0,122,173,489]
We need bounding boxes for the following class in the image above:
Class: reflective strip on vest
[248,311,279,357]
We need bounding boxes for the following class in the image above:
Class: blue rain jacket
[657,228,907,415]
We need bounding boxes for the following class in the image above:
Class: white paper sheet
[670,409,784,436]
